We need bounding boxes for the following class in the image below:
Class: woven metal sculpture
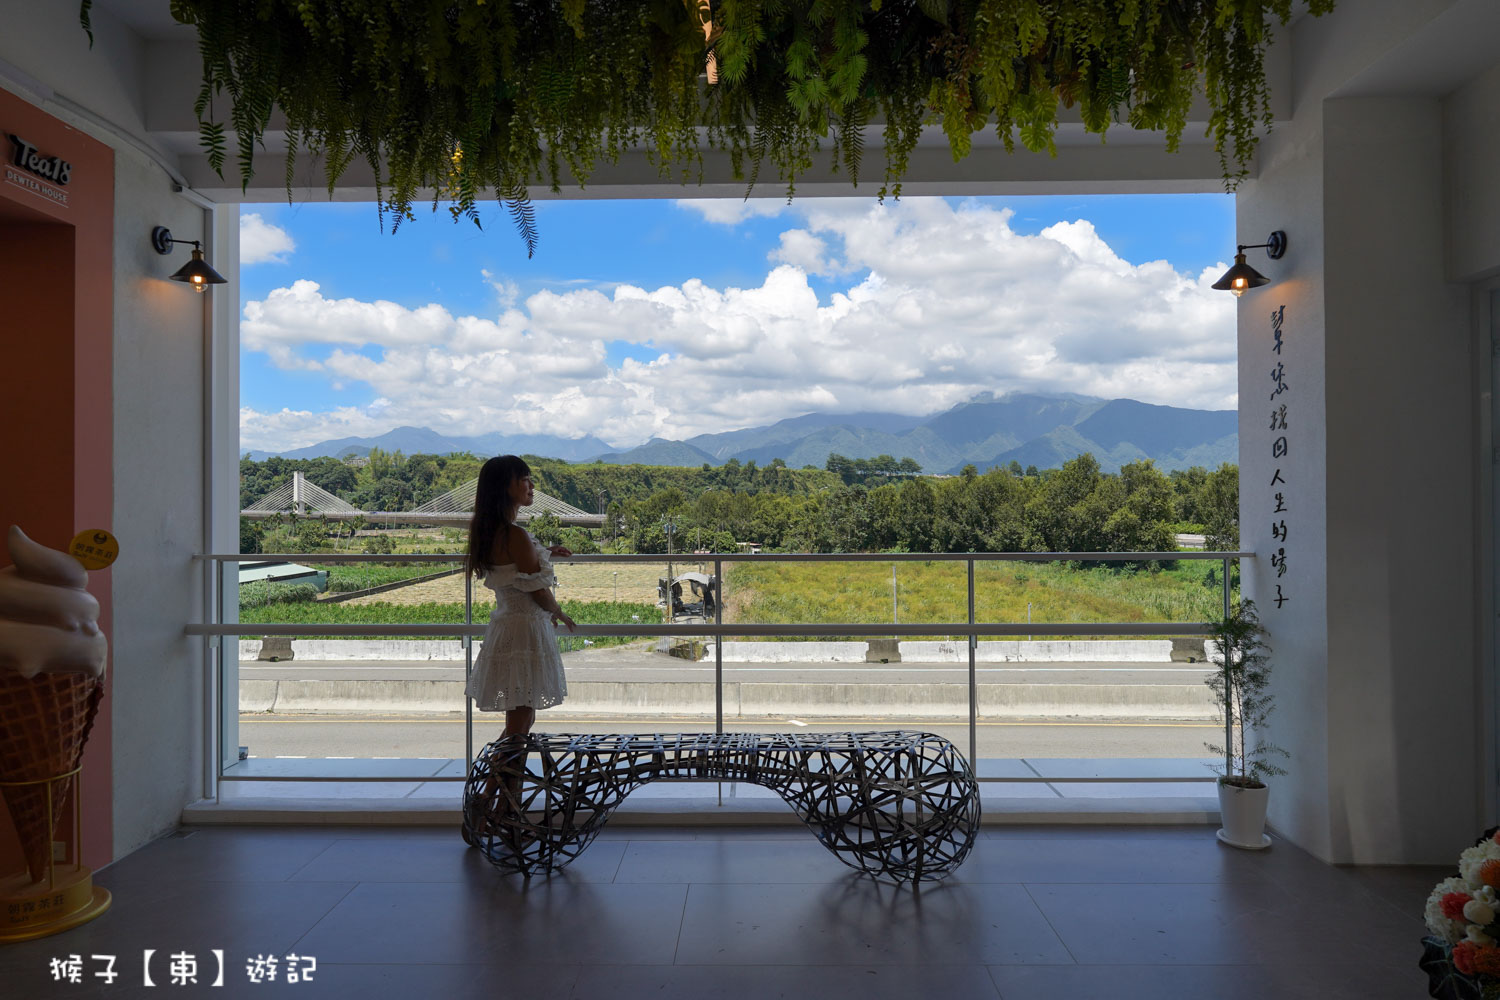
[462,730,980,883]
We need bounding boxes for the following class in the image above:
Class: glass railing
[189,550,1248,799]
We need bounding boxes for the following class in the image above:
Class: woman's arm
[509,526,576,630]
[527,585,576,631]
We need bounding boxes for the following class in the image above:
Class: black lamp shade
[169,247,228,292]
[1211,252,1270,296]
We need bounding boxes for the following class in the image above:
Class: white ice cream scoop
[0,525,108,680]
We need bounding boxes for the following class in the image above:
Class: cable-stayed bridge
[241,471,604,527]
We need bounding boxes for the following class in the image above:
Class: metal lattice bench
[461,731,980,883]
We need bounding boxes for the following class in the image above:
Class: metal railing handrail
[200,549,1251,563]
[199,548,1246,790]
[191,622,1218,637]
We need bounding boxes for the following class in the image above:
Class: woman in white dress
[464,455,576,746]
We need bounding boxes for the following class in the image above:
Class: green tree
[294,517,331,552]
[527,512,562,545]
[558,527,598,554]
[239,516,263,554]
[363,533,395,555]
[895,478,938,552]
[1200,464,1240,551]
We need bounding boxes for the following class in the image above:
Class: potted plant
[1204,599,1288,849]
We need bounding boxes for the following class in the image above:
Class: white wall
[1236,0,1497,862]
[0,1,163,164]
[1320,98,1477,862]
[1235,96,1334,859]
[0,1,213,861]
[110,144,209,855]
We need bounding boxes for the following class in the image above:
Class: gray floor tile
[95,828,351,883]
[291,881,687,965]
[1338,863,1452,920]
[286,835,626,883]
[614,839,856,884]
[16,962,575,1000]
[0,880,357,997]
[1027,880,1421,967]
[675,882,1072,965]
[952,836,1278,884]
[284,836,501,882]
[592,825,811,842]
[3,823,1447,999]
[988,962,1430,1000]
[573,963,1002,999]
[982,823,1215,841]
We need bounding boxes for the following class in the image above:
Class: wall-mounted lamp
[1212,231,1287,296]
[151,225,227,293]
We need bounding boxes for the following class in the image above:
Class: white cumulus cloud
[238,198,1236,454]
[676,199,789,226]
[239,213,296,265]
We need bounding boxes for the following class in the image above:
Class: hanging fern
[82,1,1334,254]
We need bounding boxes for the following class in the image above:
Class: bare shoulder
[509,525,542,574]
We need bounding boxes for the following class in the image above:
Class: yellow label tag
[68,529,118,570]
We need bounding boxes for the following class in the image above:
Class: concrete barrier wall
[238,639,467,661]
[715,641,868,663]
[238,678,1218,720]
[237,638,1216,663]
[898,640,1175,662]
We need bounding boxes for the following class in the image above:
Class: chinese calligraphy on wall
[1268,305,1291,610]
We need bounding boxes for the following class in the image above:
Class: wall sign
[4,132,72,207]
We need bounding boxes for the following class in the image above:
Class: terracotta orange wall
[0,87,114,872]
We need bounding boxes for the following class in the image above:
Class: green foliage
[1199,463,1241,551]
[239,598,661,648]
[239,581,320,605]
[116,1,1332,255]
[727,558,1226,639]
[239,452,1237,557]
[239,516,263,554]
[1204,599,1289,786]
[362,534,396,555]
[323,563,458,594]
[826,453,922,484]
[528,512,563,546]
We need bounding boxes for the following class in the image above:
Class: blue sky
[238,194,1236,452]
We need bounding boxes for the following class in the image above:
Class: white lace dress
[465,534,567,711]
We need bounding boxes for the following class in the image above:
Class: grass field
[239,598,662,645]
[323,562,463,593]
[237,555,1239,643]
[722,558,1234,637]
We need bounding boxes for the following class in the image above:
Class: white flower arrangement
[1460,839,1500,884]
[1428,876,1474,944]
[1423,832,1500,983]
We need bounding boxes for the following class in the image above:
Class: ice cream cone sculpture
[0,526,108,884]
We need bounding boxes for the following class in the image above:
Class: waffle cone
[0,671,102,883]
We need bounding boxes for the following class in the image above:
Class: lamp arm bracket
[1238,230,1288,259]
[151,226,203,255]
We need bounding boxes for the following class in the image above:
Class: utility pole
[662,516,677,622]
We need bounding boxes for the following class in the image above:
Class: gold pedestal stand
[0,767,111,942]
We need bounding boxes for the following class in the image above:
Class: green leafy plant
[1204,598,1288,787]
[81,1,1333,255]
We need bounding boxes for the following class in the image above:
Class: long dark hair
[466,455,531,577]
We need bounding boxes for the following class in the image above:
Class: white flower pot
[1216,780,1272,849]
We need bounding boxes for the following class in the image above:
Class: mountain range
[244,393,1237,474]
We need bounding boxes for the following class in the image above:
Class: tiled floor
[1,823,1445,999]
